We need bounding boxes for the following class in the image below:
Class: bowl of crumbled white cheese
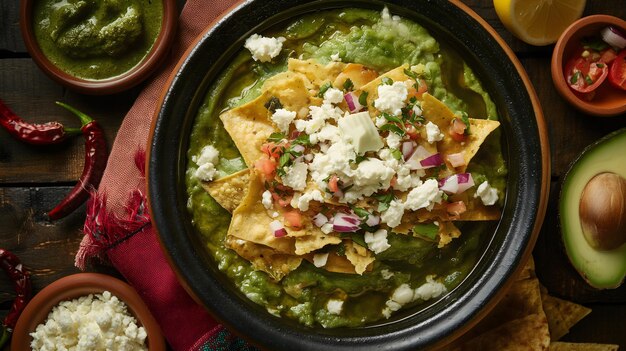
[11,273,165,351]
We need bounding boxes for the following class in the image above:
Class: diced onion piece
[333,213,360,232]
[420,153,443,168]
[270,220,287,237]
[344,92,364,113]
[402,141,414,160]
[366,214,380,226]
[313,213,329,227]
[446,152,466,168]
[601,26,626,49]
[292,144,305,153]
[405,145,432,170]
[440,173,475,194]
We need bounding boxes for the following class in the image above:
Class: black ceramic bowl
[148,1,550,350]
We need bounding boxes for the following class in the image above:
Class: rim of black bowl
[148,1,549,350]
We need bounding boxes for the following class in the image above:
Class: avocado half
[560,128,626,289]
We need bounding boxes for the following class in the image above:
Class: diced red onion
[313,213,329,227]
[292,144,305,153]
[366,214,380,226]
[405,145,432,170]
[420,153,443,168]
[439,173,474,194]
[290,130,302,139]
[333,213,360,232]
[601,26,626,49]
[344,92,363,113]
[270,220,287,237]
[340,213,361,225]
[402,141,414,160]
[446,152,466,168]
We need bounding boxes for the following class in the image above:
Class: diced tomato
[390,176,397,187]
[407,79,428,99]
[446,201,467,217]
[328,175,340,193]
[609,49,626,90]
[448,118,467,142]
[283,210,303,229]
[261,142,283,159]
[565,56,608,93]
[600,48,618,64]
[254,158,277,180]
[405,124,419,140]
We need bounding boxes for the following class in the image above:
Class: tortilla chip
[227,171,295,254]
[220,71,317,166]
[437,221,462,248]
[225,236,302,281]
[421,93,500,173]
[344,241,375,275]
[517,256,536,281]
[549,342,619,351]
[474,278,545,334]
[457,314,550,351]
[294,235,342,256]
[541,292,591,341]
[305,252,358,274]
[288,59,346,88]
[201,169,250,212]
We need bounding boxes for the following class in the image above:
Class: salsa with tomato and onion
[564,26,626,100]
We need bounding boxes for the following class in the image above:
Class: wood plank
[0,59,135,184]
[0,1,25,54]
[562,304,626,346]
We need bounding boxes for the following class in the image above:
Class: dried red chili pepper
[0,248,31,348]
[47,102,108,220]
[0,99,81,145]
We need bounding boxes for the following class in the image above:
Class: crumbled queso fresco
[244,34,286,62]
[30,291,147,351]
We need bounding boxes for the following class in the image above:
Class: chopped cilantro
[584,75,594,85]
[382,113,403,125]
[335,243,346,256]
[359,91,369,106]
[570,71,580,84]
[390,148,402,160]
[581,37,608,51]
[351,233,368,248]
[374,192,395,212]
[458,111,471,134]
[351,206,370,218]
[381,77,393,85]
[597,63,605,68]
[318,82,332,97]
[413,223,439,241]
[403,68,418,79]
[343,78,354,91]
[380,123,405,136]
[264,97,283,113]
[354,155,367,164]
[292,133,311,146]
[267,132,285,142]
[278,153,291,169]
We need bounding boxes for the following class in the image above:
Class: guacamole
[186,8,507,328]
[33,0,163,80]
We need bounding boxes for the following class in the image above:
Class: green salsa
[33,0,163,80]
[186,8,507,328]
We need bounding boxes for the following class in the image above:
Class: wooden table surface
[1,0,626,349]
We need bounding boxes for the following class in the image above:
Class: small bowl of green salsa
[20,0,177,95]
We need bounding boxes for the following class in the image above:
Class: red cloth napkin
[74,1,253,350]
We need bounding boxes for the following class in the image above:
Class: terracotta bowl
[551,15,626,117]
[11,273,165,351]
[148,0,550,350]
[19,0,177,95]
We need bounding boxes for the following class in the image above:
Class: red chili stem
[0,99,81,145]
[0,249,31,331]
[47,102,108,220]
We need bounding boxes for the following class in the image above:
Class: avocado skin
[559,128,626,289]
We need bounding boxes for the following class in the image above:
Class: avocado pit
[579,172,626,250]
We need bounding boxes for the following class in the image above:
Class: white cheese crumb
[261,190,273,210]
[380,200,404,228]
[338,111,384,154]
[425,121,443,143]
[30,291,147,351]
[391,284,414,304]
[321,222,334,234]
[244,34,285,62]
[413,276,447,301]
[324,88,344,105]
[381,269,395,279]
[364,229,391,254]
[386,132,402,149]
[291,190,324,211]
[281,161,308,191]
[271,108,296,133]
[326,299,344,315]
[313,252,329,267]
[330,52,342,62]
[474,181,499,206]
[193,145,220,181]
[374,81,408,115]
[404,179,443,211]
